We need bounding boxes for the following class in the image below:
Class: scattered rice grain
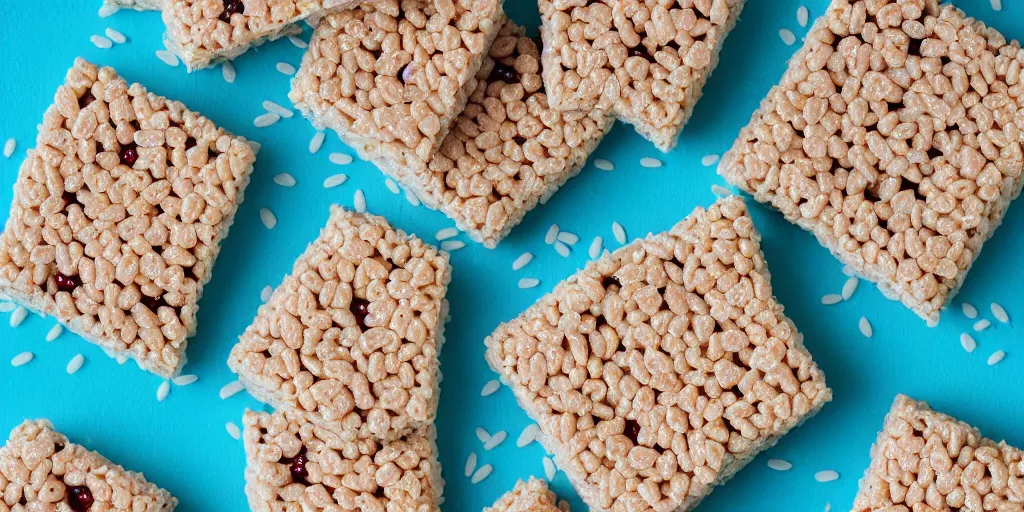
[329,152,353,165]
[779,29,796,45]
[156,381,171,402]
[815,470,839,483]
[259,208,277,229]
[222,61,236,83]
[156,50,179,67]
[287,35,308,49]
[768,459,793,471]
[66,354,85,375]
[309,131,325,153]
[405,188,421,206]
[354,190,366,213]
[545,224,559,244]
[612,222,626,244]
[436,227,459,241]
[3,138,15,158]
[543,457,556,480]
[962,302,978,319]
[226,422,241,440]
[471,464,493,484]
[594,158,614,171]
[797,5,809,26]
[90,35,113,49]
[991,303,1009,324]
[557,231,579,245]
[105,28,127,43]
[517,424,539,448]
[440,240,465,252]
[276,62,296,75]
[588,236,603,259]
[10,306,27,327]
[484,431,507,451]
[385,179,400,194]
[322,174,347,188]
[0,302,14,313]
[842,265,855,277]
[988,350,1006,366]
[219,380,244,399]
[173,374,199,386]
[481,380,500,396]
[990,0,1002,11]
[554,241,570,257]
[512,252,533,270]
[518,278,540,289]
[974,319,991,332]
[99,4,117,17]
[701,154,720,166]
[253,112,280,127]
[260,285,273,302]
[262,100,293,118]
[821,294,842,305]
[639,157,662,168]
[45,324,63,342]
[960,333,977,353]
[11,352,33,367]
[273,173,296,187]
[841,277,859,300]
[464,453,477,477]
[711,184,731,196]
[859,317,873,338]
[475,428,490,444]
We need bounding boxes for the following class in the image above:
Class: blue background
[1,1,1021,511]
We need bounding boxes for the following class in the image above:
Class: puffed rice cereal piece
[485,477,570,512]
[228,207,450,443]
[719,0,1024,326]
[539,0,747,151]
[242,410,443,512]
[0,419,177,510]
[853,394,1024,511]
[0,58,257,378]
[485,196,832,512]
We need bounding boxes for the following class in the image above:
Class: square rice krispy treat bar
[228,207,450,442]
[0,419,177,511]
[539,0,746,152]
[161,0,361,71]
[485,196,832,512]
[418,21,615,248]
[485,478,570,512]
[0,58,256,378]
[718,0,1024,327]
[289,0,505,178]
[853,394,1024,510]
[242,410,443,512]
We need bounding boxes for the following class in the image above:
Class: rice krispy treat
[0,58,256,378]
[485,196,832,512]
[853,395,1024,511]
[228,207,450,442]
[539,0,746,152]
[485,478,570,512]
[0,419,177,511]
[718,0,1024,327]
[242,410,443,512]
[417,21,616,248]
[289,0,505,178]
[161,0,360,71]
[104,0,165,11]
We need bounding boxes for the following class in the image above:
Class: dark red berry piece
[119,144,138,166]
[220,0,244,21]
[627,44,651,60]
[67,486,94,512]
[54,273,81,293]
[488,63,520,84]
[288,452,309,484]
[351,298,371,330]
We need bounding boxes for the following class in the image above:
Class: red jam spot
[68,486,94,512]
[220,0,244,21]
[55,273,81,293]
[288,452,309,484]
[119,144,138,166]
[351,298,370,329]
[488,63,520,84]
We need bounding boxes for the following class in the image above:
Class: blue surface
[1,1,1021,511]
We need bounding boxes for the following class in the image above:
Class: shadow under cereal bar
[485,196,831,512]
[0,58,257,378]
[289,0,505,185]
[242,410,443,512]
[421,20,615,247]
[719,0,1024,326]
[228,207,450,443]
[0,419,178,511]
[853,395,1024,510]
[539,0,747,152]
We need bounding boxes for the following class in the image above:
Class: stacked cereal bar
[289,0,504,181]
[485,478,570,512]
[161,0,363,71]
[421,21,615,247]
[853,395,1024,510]
[228,207,450,443]
[0,58,256,378]
[485,196,832,511]
[719,0,1024,326]
[0,419,178,510]
[242,410,443,512]
[539,0,747,152]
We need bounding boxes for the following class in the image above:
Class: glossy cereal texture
[0,58,256,378]
[228,208,450,443]
[0,419,177,511]
[162,0,357,70]
[242,410,442,512]
[484,478,570,512]
[719,0,1024,326]
[422,21,615,247]
[485,196,831,512]
[539,0,746,151]
[289,0,504,177]
[853,394,1024,511]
